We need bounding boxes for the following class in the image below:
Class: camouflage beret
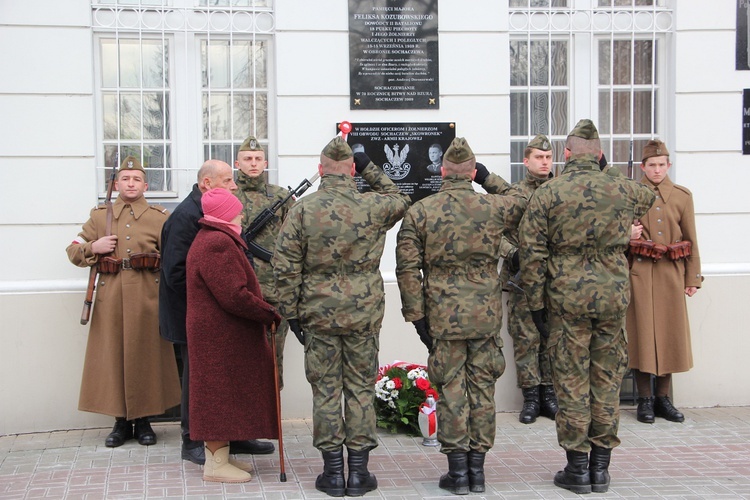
[567,119,599,140]
[641,140,669,162]
[527,134,552,151]
[118,155,145,173]
[444,137,475,164]
[321,136,353,161]
[239,135,265,152]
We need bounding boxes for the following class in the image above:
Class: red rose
[415,378,431,391]
[393,377,403,389]
[425,388,439,401]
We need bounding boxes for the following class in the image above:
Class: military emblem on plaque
[383,143,411,180]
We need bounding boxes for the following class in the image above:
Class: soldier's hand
[92,235,118,254]
[509,250,520,273]
[289,318,305,345]
[531,308,549,339]
[412,318,433,350]
[474,162,490,185]
[353,152,371,174]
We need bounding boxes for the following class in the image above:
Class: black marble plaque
[743,89,750,154]
[341,122,456,202]
[348,0,439,109]
[738,0,750,70]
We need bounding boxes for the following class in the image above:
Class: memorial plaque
[340,122,456,202]
[743,89,750,154]
[349,0,439,109]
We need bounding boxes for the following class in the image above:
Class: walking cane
[270,322,287,482]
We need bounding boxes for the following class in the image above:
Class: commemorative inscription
[349,0,439,110]
[340,122,456,202]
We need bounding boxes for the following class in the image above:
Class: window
[92,1,274,197]
[99,37,172,191]
[201,39,269,165]
[509,1,671,181]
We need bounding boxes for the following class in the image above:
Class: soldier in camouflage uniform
[396,137,526,495]
[273,137,409,498]
[234,135,291,389]
[485,134,558,424]
[519,119,655,494]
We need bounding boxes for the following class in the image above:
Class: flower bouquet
[375,361,439,436]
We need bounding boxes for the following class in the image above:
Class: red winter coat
[186,218,279,441]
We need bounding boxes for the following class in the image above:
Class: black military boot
[133,417,157,446]
[553,450,591,494]
[589,445,612,493]
[467,450,486,493]
[439,452,470,495]
[519,386,541,424]
[105,418,133,448]
[315,449,345,497]
[654,396,685,422]
[539,384,559,420]
[345,448,378,496]
[636,396,655,423]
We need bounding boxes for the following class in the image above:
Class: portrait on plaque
[340,122,456,202]
[348,0,439,109]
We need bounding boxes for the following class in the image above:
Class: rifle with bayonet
[80,160,118,325]
[243,172,320,263]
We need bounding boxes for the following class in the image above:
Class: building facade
[1,0,748,435]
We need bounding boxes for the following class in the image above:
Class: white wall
[0,0,749,437]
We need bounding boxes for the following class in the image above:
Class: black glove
[531,308,549,340]
[288,319,304,345]
[412,318,433,350]
[474,162,490,185]
[353,152,371,174]
[599,152,608,171]
[509,250,520,273]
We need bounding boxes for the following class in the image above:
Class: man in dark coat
[159,159,275,465]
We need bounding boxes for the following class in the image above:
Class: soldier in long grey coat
[273,137,409,497]
[519,120,655,494]
[396,137,526,495]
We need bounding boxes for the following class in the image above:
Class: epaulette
[673,184,692,196]
[149,204,169,215]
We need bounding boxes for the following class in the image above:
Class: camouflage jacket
[396,175,527,340]
[519,156,656,319]
[272,163,410,336]
[485,172,550,285]
[236,172,290,303]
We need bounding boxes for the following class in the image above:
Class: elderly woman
[186,188,282,483]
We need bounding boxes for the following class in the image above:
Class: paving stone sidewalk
[1,406,749,499]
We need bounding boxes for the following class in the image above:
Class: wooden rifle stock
[80,165,118,325]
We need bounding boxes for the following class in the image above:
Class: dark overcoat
[186,218,279,441]
[626,176,702,375]
[159,183,202,345]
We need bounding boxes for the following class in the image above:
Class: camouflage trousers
[548,313,629,452]
[507,289,553,388]
[304,332,379,452]
[428,336,505,454]
[266,300,288,391]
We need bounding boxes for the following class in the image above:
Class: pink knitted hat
[201,188,242,222]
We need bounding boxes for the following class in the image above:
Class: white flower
[391,390,399,399]
[386,380,395,390]
[407,368,428,380]
[388,400,396,409]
